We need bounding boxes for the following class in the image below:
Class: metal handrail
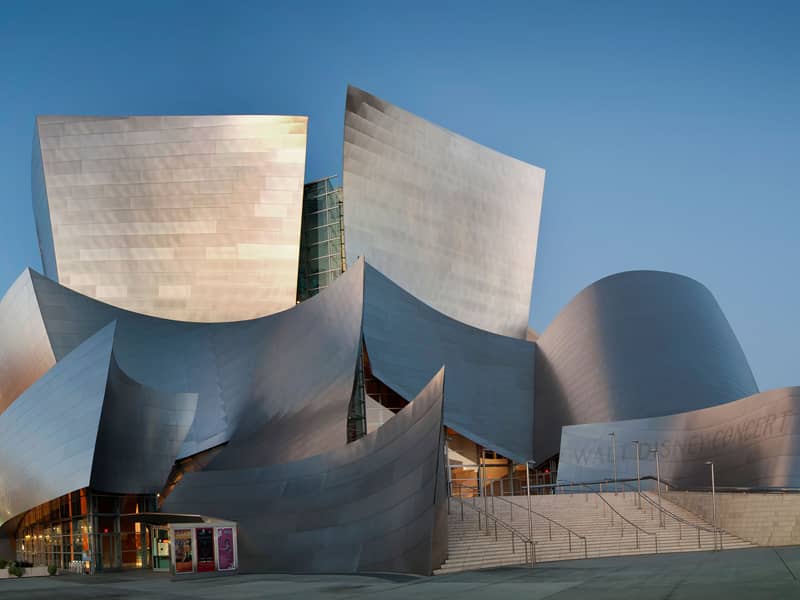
[448,495,536,566]
[620,483,726,550]
[564,481,659,553]
[452,481,588,558]
[621,482,718,534]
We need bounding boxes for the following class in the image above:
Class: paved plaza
[1,546,798,599]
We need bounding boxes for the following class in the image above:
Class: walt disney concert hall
[1,86,799,577]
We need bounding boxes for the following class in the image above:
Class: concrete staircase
[435,490,755,574]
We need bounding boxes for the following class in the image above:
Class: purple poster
[217,527,235,570]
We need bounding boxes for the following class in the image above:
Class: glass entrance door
[152,527,171,571]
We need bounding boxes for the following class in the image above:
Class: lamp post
[481,449,488,516]
[650,447,664,527]
[705,460,718,550]
[609,432,617,494]
[445,433,452,497]
[632,440,641,509]
[526,459,535,542]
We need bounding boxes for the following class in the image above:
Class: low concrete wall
[0,566,51,578]
[665,490,800,546]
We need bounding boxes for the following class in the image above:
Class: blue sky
[0,1,798,390]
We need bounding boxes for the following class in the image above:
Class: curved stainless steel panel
[163,368,447,575]
[557,387,800,489]
[363,263,534,463]
[0,269,56,415]
[535,270,758,460]
[90,357,198,494]
[343,85,545,339]
[0,323,115,531]
[25,258,365,460]
[34,115,308,323]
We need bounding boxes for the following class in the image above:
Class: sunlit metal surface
[0,322,197,536]
[343,86,545,339]
[0,324,114,531]
[163,368,447,575]
[22,259,365,460]
[33,115,308,322]
[363,263,535,463]
[557,386,800,488]
[0,269,56,416]
[535,270,758,460]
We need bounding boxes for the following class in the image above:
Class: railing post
[655,534,658,554]
[461,499,464,521]
[568,531,572,553]
[548,521,552,541]
[494,519,498,541]
[697,527,701,549]
[584,538,588,559]
[635,528,639,550]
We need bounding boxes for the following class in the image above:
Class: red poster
[217,527,235,571]
[196,527,215,572]
[174,528,194,573]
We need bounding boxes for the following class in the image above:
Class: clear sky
[0,1,797,390]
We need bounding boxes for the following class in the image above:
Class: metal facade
[163,368,447,575]
[363,263,535,463]
[0,269,56,415]
[343,85,545,339]
[33,115,308,323]
[534,271,758,460]
[90,358,198,494]
[557,387,800,489]
[20,260,365,460]
[0,324,114,533]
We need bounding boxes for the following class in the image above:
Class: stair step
[438,492,756,574]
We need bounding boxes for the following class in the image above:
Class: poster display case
[168,521,238,576]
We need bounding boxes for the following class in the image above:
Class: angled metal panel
[34,115,308,323]
[90,357,198,494]
[343,86,545,339]
[0,269,56,416]
[535,270,758,460]
[363,263,534,463]
[163,368,447,575]
[0,323,115,531]
[25,258,365,460]
[557,387,800,489]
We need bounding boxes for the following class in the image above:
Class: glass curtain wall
[14,489,156,572]
[297,176,346,302]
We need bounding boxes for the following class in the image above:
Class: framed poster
[174,528,194,573]
[216,527,235,571]
[196,527,215,572]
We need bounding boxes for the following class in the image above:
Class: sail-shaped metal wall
[0,260,365,460]
[164,368,447,575]
[362,263,535,463]
[0,269,56,415]
[0,322,197,537]
[33,115,308,323]
[535,270,759,460]
[343,85,545,339]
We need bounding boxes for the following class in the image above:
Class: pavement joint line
[774,548,799,582]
